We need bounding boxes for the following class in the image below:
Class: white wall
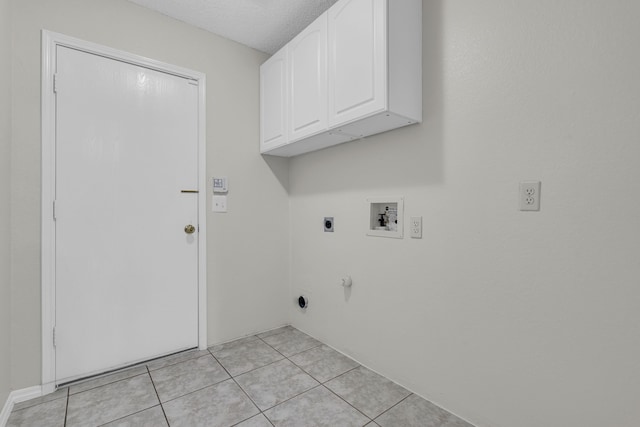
[289,1,640,427]
[0,0,13,408]
[10,0,290,390]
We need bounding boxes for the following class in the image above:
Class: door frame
[41,30,207,393]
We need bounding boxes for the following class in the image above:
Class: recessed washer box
[367,197,404,239]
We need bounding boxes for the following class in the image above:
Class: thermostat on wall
[212,176,228,193]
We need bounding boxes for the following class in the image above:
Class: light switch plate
[213,195,227,212]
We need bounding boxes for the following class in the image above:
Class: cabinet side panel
[260,50,288,151]
[388,0,422,122]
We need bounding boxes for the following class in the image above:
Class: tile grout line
[258,383,325,414]
[321,366,412,422]
[369,392,414,423]
[245,328,372,420]
[146,365,171,426]
[278,340,370,422]
[274,332,410,423]
[10,391,68,414]
[210,336,304,426]
[95,405,164,427]
[63,387,70,427]
[155,371,236,406]
[208,349,275,427]
[68,371,148,397]
[213,334,330,420]
[147,351,210,373]
[257,331,324,361]
[317,381,373,422]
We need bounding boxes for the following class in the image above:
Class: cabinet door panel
[328,0,387,127]
[260,48,287,151]
[289,14,327,142]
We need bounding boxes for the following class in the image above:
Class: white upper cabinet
[288,13,328,142]
[260,47,287,153]
[260,0,422,156]
[327,0,387,128]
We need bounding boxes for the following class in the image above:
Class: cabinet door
[260,47,287,152]
[328,0,387,128]
[288,13,328,142]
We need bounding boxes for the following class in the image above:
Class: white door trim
[41,30,207,392]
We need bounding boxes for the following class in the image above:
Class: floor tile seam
[147,352,213,372]
[220,354,287,378]
[155,374,232,405]
[229,354,289,378]
[280,341,324,358]
[207,335,262,357]
[228,352,322,386]
[286,345,333,367]
[261,334,323,358]
[323,367,412,420]
[259,383,325,414]
[285,352,361,384]
[94,404,164,427]
[369,392,414,424]
[63,387,70,427]
[229,412,274,427]
[214,350,327,421]
[68,371,150,396]
[61,357,153,389]
[146,366,171,426]
[256,335,287,357]
[319,383,373,422]
[256,326,295,340]
[210,353,266,424]
[285,355,333,384]
[303,361,361,386]
[256,329,310,351]
[210,340,282,361]
[208,334,264,351]
[10,390,69,413]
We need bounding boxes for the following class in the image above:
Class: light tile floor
[7,326,474,427]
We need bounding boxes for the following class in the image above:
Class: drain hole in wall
[298,296,308,309]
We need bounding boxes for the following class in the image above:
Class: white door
[288,12,327,142]
[328,0,387,127]
[260,47,288,152]
[55,46,199,383]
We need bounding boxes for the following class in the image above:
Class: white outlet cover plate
[213,195,227,212]
[410,216,422,238]
[519,181,541,211]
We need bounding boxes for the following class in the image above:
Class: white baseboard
[0,386,43,427]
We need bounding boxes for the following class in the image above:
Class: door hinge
[53,200,57,220]
[53,327,57,347]
[53,74,59,93]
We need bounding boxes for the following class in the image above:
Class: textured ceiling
[128,0,338,54]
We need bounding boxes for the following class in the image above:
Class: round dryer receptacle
[298,295,309,309]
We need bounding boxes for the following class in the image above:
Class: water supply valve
[341,276,353,288]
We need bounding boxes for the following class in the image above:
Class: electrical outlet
[324,217,334,232]
[519,181,541,211]
[410,216,422,238]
